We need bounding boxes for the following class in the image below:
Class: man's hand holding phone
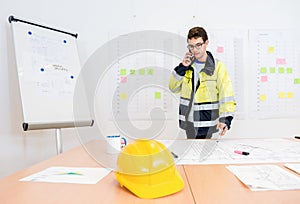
[174,52,194,76]
[182,52,194,66]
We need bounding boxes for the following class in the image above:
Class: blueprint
[226,165,300,191]
[160,138,300,165]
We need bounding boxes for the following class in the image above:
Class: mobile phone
[189,51,195,61]
[189,54,194,61]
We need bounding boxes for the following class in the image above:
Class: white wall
[1,0,300,178]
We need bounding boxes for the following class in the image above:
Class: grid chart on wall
[112,50,180,121]
[208,29,245,119]
[249,30,300,118]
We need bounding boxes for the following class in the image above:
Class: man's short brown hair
[187,27,208,42]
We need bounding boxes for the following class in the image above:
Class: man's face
[187,37,208,60]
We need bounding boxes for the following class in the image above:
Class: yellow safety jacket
[169,51,236,135]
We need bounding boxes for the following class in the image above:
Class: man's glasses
[187,42,205,51]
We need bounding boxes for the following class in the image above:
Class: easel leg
[55,128,62,154]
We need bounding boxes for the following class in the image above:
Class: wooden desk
[184,164,300,204]
[0,141,299,204]
[0,144,194,204]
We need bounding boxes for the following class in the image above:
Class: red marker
[234,150,250,156]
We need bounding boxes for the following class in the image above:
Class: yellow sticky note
[294,78,300,84]
[139,69,145,75]
[287,92,294,98]
[278,67,285,74]
[154,92,161,99]
[120,93,127,100]
[120,69,127,76]
[148,69,154,75]
[286,67,293,74]
[260,67,267,73]
[268,46,275,53]
[279,92,286,98]
[269,67,276,73]
[260,94,267,101]
[130,69,136,75]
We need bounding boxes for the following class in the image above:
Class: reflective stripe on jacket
[169,51,236,134]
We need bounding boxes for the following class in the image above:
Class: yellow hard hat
[115,139,184,199]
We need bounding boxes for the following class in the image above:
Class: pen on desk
[171,151,178,159]
[234,150,250,156]
[294,136,300,139]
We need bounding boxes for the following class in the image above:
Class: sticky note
[294,78,300,84]
[286,67,293,74]
[269,67,276,73]
[261,76,268,82]
[154,92,161,99]
[130,69,136,75]
[120,69,127,76]
[278,67,285,74]
[276,58,286,65]
[260,67,267,73]
[279,92,285,98]
[120,93,127,100]
[139,69,145,75]
[120,76,127,83]
[268,46,275,53]
[148,69,154,75]
[217,46,224,53]
[287,92,294,98]
[260,94,267,101]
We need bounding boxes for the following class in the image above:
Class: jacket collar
[201,51,215,76]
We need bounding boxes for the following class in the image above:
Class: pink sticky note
[276,58,286,65]
[217,46,224,53]
[261,76,268,82]
[120,76,127,83]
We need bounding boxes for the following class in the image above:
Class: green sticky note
[278,67,285,73]
[120,69,127,75]
[139,69,145,75]
[294,78,300,84]
[154,92,161,99]
[148,69,154,75]
[286,67,293,74]
[130,69,136,75]
[260,67,267,73]
[269,67,276,73]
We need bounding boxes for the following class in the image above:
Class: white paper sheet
[20,167,111,184]
[159,138,300,165]
[227,165,300,191]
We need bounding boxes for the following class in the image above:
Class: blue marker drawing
[28,31,32,35]
[58,172,83,176]
[40,68,45,72]
[63,40,67,44]
[70,75,74,79]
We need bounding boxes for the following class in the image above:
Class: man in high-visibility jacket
[169,27,236,139]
